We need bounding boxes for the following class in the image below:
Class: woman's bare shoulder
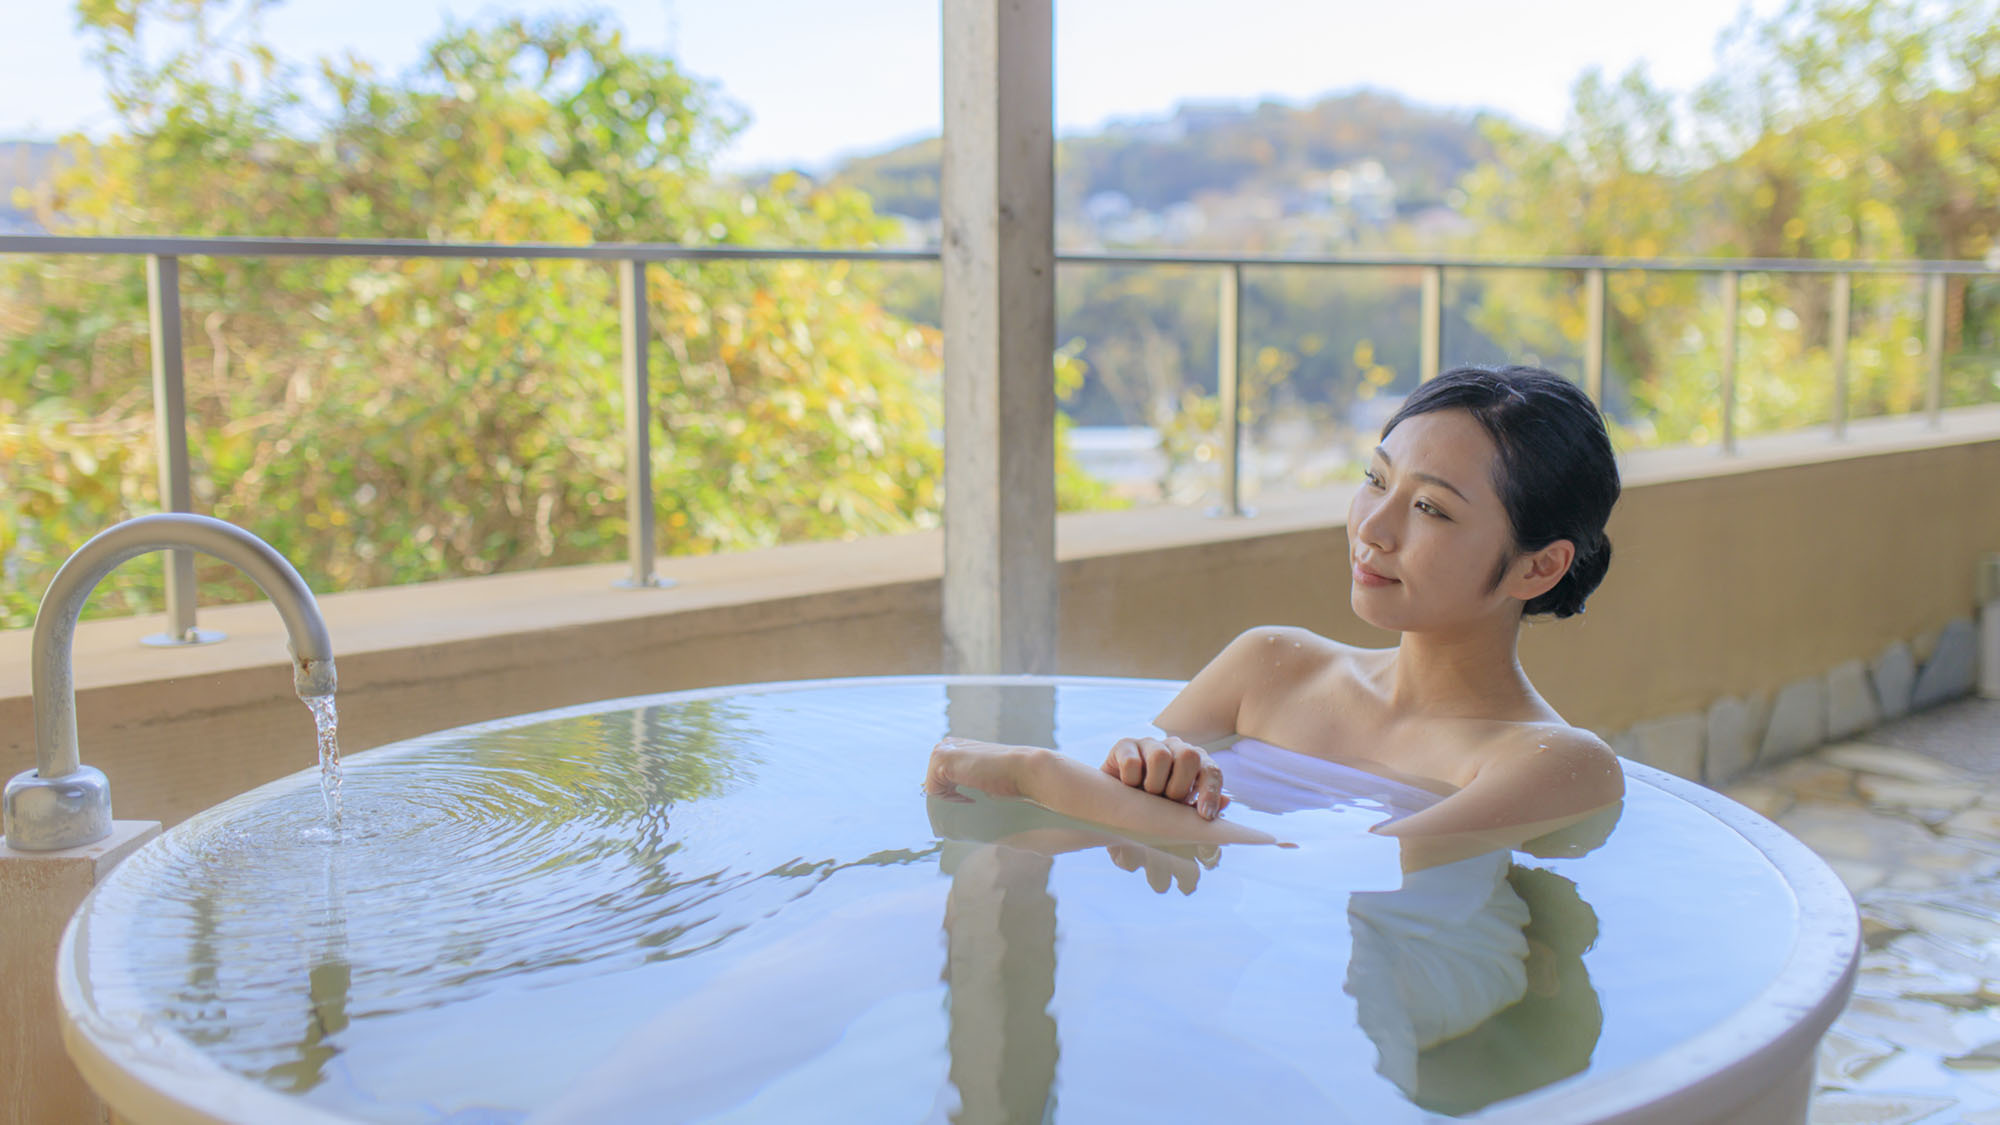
[1220,625,1369,668]
[1484,723,1624,798]
[1212,628,1384,699]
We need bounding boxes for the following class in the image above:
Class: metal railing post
[617,259,668,588]
[1719,270,1740,455]
[1924,271,1947,427]
[1419,265,1442,383]
[141,254,222,646]
[1583,267,1606,404]
[1215,263,1245,517]
[1829,272,1852,440]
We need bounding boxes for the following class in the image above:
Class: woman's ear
[1507,539,1575,603]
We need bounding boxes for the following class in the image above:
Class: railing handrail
[1065,251,2000,275]
[0,234,940,264]
[2,233,1998,275]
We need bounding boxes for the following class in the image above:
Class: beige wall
[4,408,1997,827]
[1529,436,2000,724]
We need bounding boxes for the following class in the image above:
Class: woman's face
[1346,408,1525,633]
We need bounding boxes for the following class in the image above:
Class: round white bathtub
[57,676,1857,1123]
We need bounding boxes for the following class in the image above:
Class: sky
[1,0,1789,172]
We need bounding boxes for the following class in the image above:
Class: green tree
[1,3,1105,627]
[1458,0,2000,448]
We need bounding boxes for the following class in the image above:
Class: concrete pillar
[940,0,1058,674]
[1,820,159,1125]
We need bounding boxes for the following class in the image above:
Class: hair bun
[1530,537,1612,620]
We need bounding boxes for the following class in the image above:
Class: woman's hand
[929,736,1273,847]
[1100,735,1229,820]
[925,737,1037,802]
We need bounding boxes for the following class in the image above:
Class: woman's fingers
[1120,739,1148,787]
[1194,757,1225,820]
[1101,735,1230,819]
[1157,737,1225,819]
[1140,738,1172,794]
[1163,743,1203,802]
[925,740,977,801]
[924,743,952,795]
[1102,738,1146,788]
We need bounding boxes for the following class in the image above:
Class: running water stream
[307,695,342,831]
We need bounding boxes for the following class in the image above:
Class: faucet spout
[4,513,336,851]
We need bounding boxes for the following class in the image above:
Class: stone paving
[1718,697,2000,1124]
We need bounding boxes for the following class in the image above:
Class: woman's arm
[1373,729,1624,870]
[927,738,1274,846]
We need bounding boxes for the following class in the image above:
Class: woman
[924,364,1626,852]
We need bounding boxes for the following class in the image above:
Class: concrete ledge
[5,404,2000,827]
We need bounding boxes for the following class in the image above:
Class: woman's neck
[1382,620,1541,721]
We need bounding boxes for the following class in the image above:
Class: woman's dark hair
[1381,364,1620,619]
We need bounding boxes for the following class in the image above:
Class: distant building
[1173,101,1250,135]
[1329,160,1396,227]
[885,215,942,248]
[1405,205,1476,244]
[1083,191,1134,227]
[1159,202,1206,245]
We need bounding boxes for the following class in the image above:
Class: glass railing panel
[1845,273,1934,423]
[0,252,160,628]
[1947,274,2000,409]
[1052,262,1215,510]
[169,253,627,603]
[1733,270,1831,440]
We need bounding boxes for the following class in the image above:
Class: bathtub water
[57,676,1857,1124]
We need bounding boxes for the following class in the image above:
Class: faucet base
[4,766,113,852]
[140,627,227,648]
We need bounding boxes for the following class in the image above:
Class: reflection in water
[1348,850,1533,1094]
[526,863,947,1121]
[941,844,1060,1125]
[931,785,1612,1120]
[1412,867,1603,1116]
[264,844,352,1094]
[105,696,900,1092]
[1346,854,1605,1115]
[264,958,351,1094]
[1201,733,1612,1117]
[940,683,1061,1124]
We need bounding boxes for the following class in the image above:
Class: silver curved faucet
[4,513,337,851]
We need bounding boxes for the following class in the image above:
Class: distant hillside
[0,141,64,233]
[829,89,1499,224]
